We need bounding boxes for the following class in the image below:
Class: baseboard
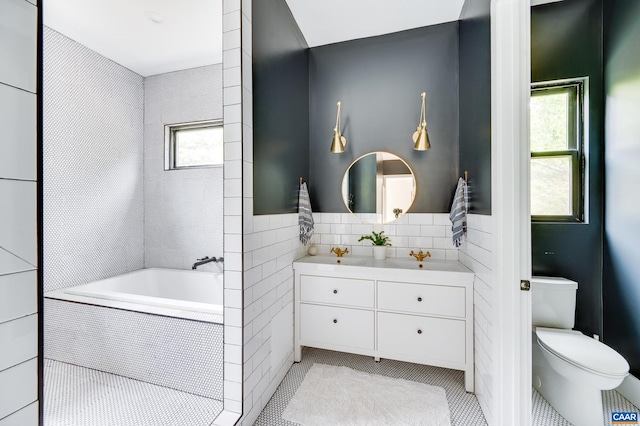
[617,374,640,408]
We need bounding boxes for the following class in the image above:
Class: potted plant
[358,231,391,260]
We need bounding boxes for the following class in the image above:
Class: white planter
[373,246,386,260]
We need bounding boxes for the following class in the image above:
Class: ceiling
[44,0,563,77]
[285,0,466,47]
[44,0,222,77]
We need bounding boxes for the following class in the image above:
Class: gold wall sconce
[330,101,347,153]
[413,92,431,151]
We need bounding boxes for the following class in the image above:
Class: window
[530,79,586,222]
[165,120,223,170]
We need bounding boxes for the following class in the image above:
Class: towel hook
[300,176,303,186]
[464,171,468,182]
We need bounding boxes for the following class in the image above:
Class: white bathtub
[45,268,223,322]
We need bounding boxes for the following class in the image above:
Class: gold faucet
[330,247,349,257]
[409,250,431,261]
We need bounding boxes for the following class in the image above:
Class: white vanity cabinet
[293,257,475,392]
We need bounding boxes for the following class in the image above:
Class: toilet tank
[531,276,578,329]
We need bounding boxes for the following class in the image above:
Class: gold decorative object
[413,92,431,151]
[330,247,349,257]
[409,250,431,261]
[330,101,347,153]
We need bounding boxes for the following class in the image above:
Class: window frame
[164,119,224,171]
[530,78,587,223]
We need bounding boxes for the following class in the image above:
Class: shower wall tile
[0,84,36,181]
[0,0,37,92]
[0,248,34,276]
[44,299,224,400]
[459,214,495,425]
[0,358,37,420]
[43,27,145,292]
[0,2,38,423]
[0,271,36,324]
[0,402,38,426]
[0,358,38,419]
[143,65,224,271]
[0,180,37,266]
[0,314,37,372]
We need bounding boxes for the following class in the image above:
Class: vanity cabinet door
[300,303,374,350]
[377,312,465,364]
[300,275,374,308]
[378,281,465,318]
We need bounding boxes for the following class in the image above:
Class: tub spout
[192,256,218,270]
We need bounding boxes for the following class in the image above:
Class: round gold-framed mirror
[341,152,416,224]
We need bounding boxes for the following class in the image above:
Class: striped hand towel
[449,177,468,248]
[298,182,314,245]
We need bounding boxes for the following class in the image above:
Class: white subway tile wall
[0,0,39,423]
[143,65,224,270]
[228,0,309,423]
[458,214,495,424]
[241,214,305,426]
[220,0,244,423]
[310,213,460,261]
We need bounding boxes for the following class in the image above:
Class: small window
[530,79,586,222]
[165,120,223,170]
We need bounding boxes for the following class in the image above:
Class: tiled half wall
[459,214,495,424]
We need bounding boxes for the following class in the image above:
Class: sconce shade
[413,127,431,151]
[330,131,347,153]
[413,92,431,151]
[331,101,347,153]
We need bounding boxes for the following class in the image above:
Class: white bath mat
[282,363,452,426]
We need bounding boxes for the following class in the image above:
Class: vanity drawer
[377,312,465,364]
[300,303,374,350]
[378,281,465,318]
[300,275,374,308]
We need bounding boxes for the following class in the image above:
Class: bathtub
[44,267,223,323]
[44,267,224,399]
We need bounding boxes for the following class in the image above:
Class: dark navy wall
[458,0,491,215]
[531,0,604,338]
[252,0,309,214]
[308,24,460,213]
[603,0,640,377]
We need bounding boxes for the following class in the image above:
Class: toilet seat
[536,327,629,377]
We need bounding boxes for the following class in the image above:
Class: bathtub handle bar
[192,256,223,270]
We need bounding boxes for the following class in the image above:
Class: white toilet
[531,276,629,426]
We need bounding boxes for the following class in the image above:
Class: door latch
[520,280,531,291]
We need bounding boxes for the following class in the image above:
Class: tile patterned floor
[44,359,223,426]
[254,347,487,426]
[533,386,640,426]
[255,348,639,426]
[44,350,639,426]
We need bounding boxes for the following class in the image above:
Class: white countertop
[293,255,473,282]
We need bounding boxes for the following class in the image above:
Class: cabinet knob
[333,319,338,324]
[333,289,338,294]
[417,297,422,302]
[417,329,422,335]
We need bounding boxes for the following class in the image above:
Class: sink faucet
[409,250,431,261]
[330,247,349,257]
[192,256,223,270]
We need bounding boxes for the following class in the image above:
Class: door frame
[491,0,532,424]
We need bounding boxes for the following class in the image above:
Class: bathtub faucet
[192,256,223,270]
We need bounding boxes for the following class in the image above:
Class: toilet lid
[536,328,629,376]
